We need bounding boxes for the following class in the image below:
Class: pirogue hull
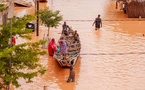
[53,29,81,67]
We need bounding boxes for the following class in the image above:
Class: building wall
[127,0,145,18]
[0,2,9,25]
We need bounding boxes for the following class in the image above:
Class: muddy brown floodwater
[14,0,145,90]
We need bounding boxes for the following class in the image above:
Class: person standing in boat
[48,38,57,56]
[62,21,70,36]
[58,39,68,60]
[59,40,67,54]
[92,14,102,30]
[67,60,75,83]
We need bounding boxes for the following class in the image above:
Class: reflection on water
[15,0,145,90]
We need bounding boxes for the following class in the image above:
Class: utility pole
[36,0,39,36]
[7,0,14,90]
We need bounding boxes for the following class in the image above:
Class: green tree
[0,15,46,89]
[0,4,6,12]
[37,7,63,37]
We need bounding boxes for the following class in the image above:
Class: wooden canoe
[53,29,81,67]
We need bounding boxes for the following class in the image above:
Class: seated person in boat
[73,30,79,42]
[57,45,60,53]
[48,38,57,56]
[62,22,70,36]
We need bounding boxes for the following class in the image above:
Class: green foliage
[0,15,46,89]
[38,7,63,28]
[0,4,6,12]
[0,15,35,50]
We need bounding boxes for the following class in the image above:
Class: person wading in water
[67,60,75,83]
[48,38,57,56]
[92,14,102,30]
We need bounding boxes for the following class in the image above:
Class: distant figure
[92,14,102,30]
[67,60,75,83]
[12,36,16,45]
[48,38,57,56]
[62,22,70,35]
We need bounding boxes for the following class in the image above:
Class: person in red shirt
[12,36,16,45]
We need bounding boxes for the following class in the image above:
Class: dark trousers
[67,70,75,82]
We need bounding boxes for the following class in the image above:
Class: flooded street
[15,0,145,90]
